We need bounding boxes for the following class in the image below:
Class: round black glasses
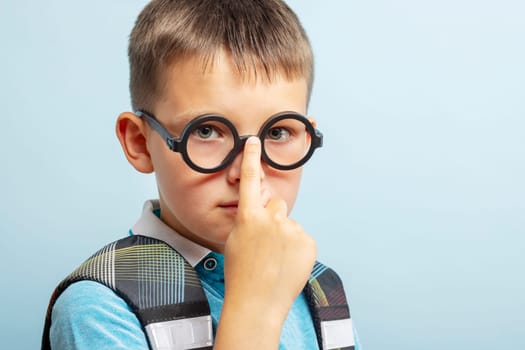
[136,110,323,174]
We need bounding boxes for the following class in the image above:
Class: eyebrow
[164,110,219,131]
[167,115,193,131]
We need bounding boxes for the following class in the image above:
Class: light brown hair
[128,0,314,111]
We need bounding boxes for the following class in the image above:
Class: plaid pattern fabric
[305,262,354,350]
[42,235,210,350]
[42,236,352,350]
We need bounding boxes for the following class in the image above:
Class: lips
[219,201,238,213]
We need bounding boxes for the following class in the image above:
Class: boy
[42,0,361,349]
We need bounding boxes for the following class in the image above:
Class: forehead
[161,48,311,88]
[154,51,308,132]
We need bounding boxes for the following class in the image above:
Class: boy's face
[141,52,309,253]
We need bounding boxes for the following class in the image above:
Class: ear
[307,116,317,128]
[116,112,154,173]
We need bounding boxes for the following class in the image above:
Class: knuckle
[288,218,302,232]
[268,198,288,214]
[272,211,286,223]
[299,230,317,252]
[306,235,317,252]
[301,236,318,263]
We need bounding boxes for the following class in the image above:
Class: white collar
[130,199,211,267]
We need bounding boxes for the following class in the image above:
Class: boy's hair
[129,0,314,112]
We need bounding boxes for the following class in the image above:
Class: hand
[222,136,317,329]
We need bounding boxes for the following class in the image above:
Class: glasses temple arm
[135,111,180,151]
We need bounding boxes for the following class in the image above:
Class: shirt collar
[130,199,211,267]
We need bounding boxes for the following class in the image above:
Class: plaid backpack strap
[304,262,355,350]
[42,235,213,350]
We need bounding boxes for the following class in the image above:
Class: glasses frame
[135,110,323,173]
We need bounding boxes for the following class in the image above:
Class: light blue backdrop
[1,1,524,349]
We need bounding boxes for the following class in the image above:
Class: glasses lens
[262,117,312,167]
[186,119,235,170]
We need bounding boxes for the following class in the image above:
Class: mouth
[218,201,238,213]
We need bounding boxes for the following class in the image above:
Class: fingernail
[247,136,260,145]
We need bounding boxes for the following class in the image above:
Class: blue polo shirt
[50,200,361,349]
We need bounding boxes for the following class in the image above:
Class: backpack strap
[42,235,213,350]
[43,235,355,350]
[305,262,355,350]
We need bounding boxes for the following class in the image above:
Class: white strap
[321,318,355,350]
[145,316,213,350]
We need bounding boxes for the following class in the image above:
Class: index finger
[238,136,262,211]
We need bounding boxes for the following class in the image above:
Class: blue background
[1,1,524,349]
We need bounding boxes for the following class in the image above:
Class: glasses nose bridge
[237,134,260,152]
[221,134,261,172]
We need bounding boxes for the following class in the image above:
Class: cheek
[156,162,221,231]
[157,160,211,203]
[265,168,303,210]
[152,151,203,203]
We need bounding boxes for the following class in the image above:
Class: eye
[194,125,220,139]
[266,127,291,141]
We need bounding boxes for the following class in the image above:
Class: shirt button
[203,257,217,271]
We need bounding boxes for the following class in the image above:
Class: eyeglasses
[136,110,323,174]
